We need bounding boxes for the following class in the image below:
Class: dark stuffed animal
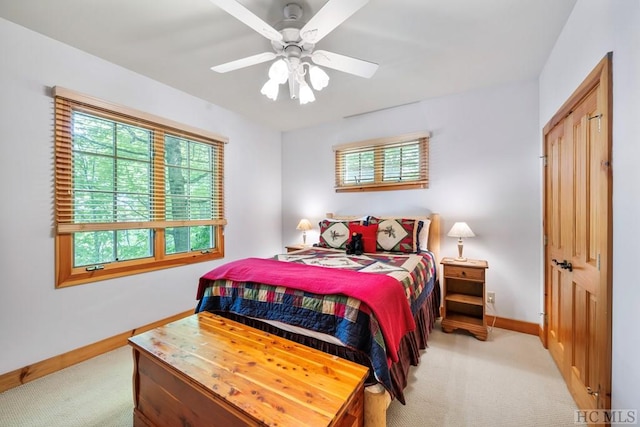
[345,233,357,255]
[346,232,364,256]
[353,233,364,255]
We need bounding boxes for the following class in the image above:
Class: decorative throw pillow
[348,223,379,254]
[367,217,421,253]
[317,219,363,249]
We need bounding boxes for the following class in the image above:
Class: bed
[195,213,441,407]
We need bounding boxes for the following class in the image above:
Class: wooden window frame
[334,132,430,192]
[53,87,227,288]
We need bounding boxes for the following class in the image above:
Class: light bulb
[299,81,316,105]
[260,79,279,101]
[309,66,329,91]
[268,59,289,84]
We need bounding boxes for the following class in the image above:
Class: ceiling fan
[209,0,379,104]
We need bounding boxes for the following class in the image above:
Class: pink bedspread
[198,257,416,364]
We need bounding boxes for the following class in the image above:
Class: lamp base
[456,240,466,262]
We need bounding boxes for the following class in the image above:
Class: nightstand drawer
[444,265,485,280]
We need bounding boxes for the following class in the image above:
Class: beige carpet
[387,323,577,427]
[0,346,133,427]
[0,322,577,427]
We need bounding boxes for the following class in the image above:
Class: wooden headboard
[428,213,441,263]
[326,212,441,262]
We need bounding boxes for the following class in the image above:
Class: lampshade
[309,66,329,91]
[447,222,475,238]
[298,80,316,105]
[268,59,289,84]
[296,218,313,231]
[260,78,279,100]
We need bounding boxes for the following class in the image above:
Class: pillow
[317,219,364,249]
[417,218,431,251]
[367,217,422,253]
[348,223,379,254]
[367,216,431,252]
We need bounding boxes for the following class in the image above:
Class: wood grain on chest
[129,312,368,427]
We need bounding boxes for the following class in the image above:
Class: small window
[54,87,227,287]
[334,133,429,192]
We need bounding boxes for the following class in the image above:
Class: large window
[334,133,429,192]
[54,87,226,287]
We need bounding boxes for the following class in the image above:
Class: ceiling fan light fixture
[268,59,289,84]
[309,65,329,91]
[209,1,378,107]
[299,80,316,105]
[260,78,280,101]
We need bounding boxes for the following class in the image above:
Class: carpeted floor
[0,346,133,427]
[0,321,577,427]
[386,323,577,426]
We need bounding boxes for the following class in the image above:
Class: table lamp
[296,218,313,245]
[447,222,475,261]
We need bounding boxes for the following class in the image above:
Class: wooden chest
[128,312,368,427]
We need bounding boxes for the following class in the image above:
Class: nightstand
[285,244,306,253]
[440,257,489,340]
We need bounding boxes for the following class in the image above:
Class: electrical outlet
[487,292,496,304]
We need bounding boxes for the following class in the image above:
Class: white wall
[0,18,282,374]
[4,0,637,410]
[282,80,542,323]
[539,0,640,410]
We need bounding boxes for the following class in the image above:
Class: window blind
[54,92,226,234]
[53,86,227,287]
[334,135,429,192]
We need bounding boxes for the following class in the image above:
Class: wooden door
[545,116,569,368]
[543,54,612,413]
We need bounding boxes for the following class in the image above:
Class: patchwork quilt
[195,247,437,395]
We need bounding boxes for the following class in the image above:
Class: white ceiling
[0,0,576,132]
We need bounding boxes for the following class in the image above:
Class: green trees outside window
[54,87,226,287]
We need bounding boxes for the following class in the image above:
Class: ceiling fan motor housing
[284,3,303,20]
[273,3,312,52]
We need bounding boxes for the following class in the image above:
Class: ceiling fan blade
[211,52,277,73]
[209,0,283,43]
[311,50,378,78]
[300,0,369,44]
